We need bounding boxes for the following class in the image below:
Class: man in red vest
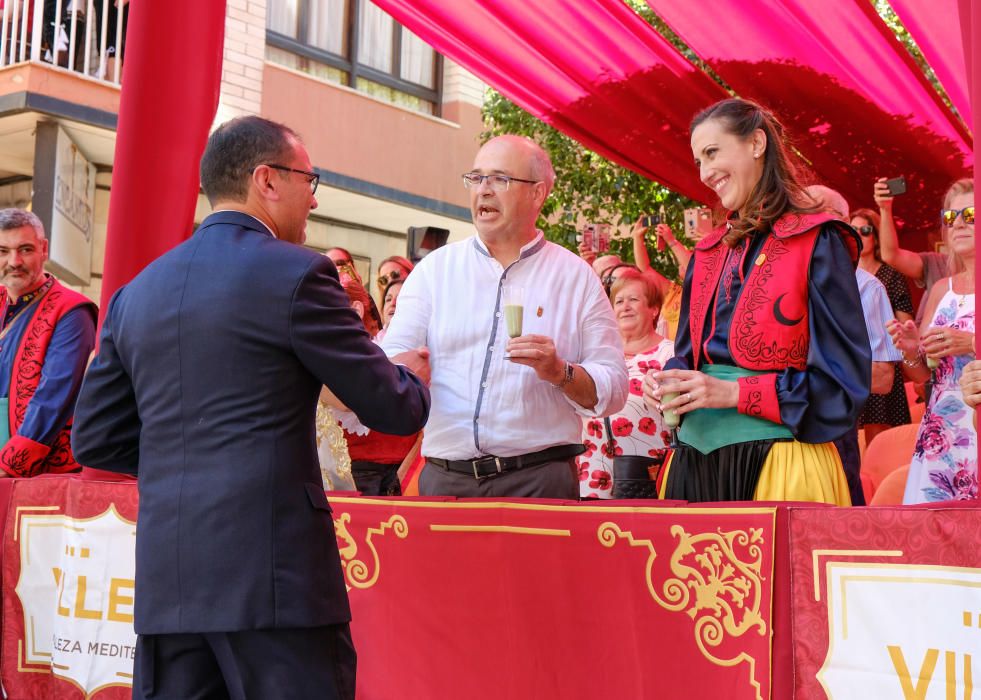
[0,208,96,477]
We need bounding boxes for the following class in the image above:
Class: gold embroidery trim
[334,513,408,590]
[599,522,767,700]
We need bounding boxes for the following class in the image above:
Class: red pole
[99,1,227,326]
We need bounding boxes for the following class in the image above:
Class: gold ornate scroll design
[334,513,408,590]
[598,522,767,700]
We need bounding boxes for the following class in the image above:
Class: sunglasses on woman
[377,268,405,290]
[941,207,975,226]
[601,264,636,294]
[857,225,875,236]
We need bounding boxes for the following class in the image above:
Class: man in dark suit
[72,116,431,700]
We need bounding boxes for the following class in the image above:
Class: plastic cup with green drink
[658,375,682,428]
[502,285,524,359]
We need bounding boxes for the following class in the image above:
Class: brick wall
[442,58,486,109]
[215,0,267,125]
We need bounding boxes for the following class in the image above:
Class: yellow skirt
[658,440,851,506]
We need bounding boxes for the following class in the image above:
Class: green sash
[677,365,793,455]
[0,398,8,448]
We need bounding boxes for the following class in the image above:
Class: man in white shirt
[382,136,629,498]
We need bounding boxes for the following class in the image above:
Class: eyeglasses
[601,264,636,293]
[462,172,541,191]
[336,261,360,281]
[255,163,320,194]
[941,207,975,226]
[857,225,875,236]
[377,268,405,289]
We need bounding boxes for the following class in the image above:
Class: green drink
[662,393,681,428]
[926,356,940,370]
[504,304,524,338]
[658,377,681,428]
[501,285,524,360]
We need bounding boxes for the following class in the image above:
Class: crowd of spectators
[0,100,974,509]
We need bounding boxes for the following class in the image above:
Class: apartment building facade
[0,0,485,302]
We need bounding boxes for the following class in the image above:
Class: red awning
[646,0,972,232]
[375,0,973,234]
[891,0,972,127]
[372,0,727,200]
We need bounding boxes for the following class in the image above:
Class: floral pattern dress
[904,284,976,503]
[577,339,675,499]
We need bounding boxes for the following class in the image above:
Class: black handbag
[605,417,660,499]
[611,455,660,499]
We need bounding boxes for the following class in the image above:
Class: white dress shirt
[856,268,902,362]
[381,231,628,460]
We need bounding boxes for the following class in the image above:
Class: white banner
[819,562,981,699]
[15,506,136,695]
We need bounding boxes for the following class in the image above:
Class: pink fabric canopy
[375,0,972,235]
[646,0,972,232]
[891,0,972,127]
[372,0,727,200]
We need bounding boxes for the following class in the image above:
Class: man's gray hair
[527,141,556,196]
[488,135,556,197]
[0,208,45,240]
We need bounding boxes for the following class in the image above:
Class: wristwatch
[556,361,575,389]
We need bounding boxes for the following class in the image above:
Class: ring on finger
[685,393,692,403]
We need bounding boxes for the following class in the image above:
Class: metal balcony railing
[0,0,127,84]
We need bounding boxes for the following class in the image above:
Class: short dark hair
[200,116,299,205]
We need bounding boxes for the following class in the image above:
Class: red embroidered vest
[688,212,857,371]
[0,280,96,477]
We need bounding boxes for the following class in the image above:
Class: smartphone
[642,214,660,228]
[683,207,714,241]
[596,224,611,252]
[885,176,907,197]
[580,224,611,253]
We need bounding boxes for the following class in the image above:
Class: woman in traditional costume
[642,98,869,504]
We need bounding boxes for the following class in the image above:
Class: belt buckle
[472,456,504,480]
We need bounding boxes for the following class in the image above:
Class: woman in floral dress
[578,269,674,498]
[888,179,976,502]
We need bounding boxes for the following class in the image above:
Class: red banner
[0,480,777,699]
[788,504,981,699]
[3,478,980,699]
[332,497,777,700]
[0,477,137,699]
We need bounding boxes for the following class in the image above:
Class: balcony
[1,0,127,84]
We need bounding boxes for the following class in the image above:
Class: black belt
[428,444,586,480]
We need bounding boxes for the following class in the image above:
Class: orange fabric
[905,382,926,425]
[869,465,910,505]
[401,453,425,496]
[860,470,874,504]
[860,423,918,491]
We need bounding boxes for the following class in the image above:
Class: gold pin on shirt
[755,254,767,266]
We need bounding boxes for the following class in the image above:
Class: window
[265,0,442,116]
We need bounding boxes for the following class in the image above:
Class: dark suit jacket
[72,211,430,635]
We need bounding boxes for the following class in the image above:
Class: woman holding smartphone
[887,179,975,503]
